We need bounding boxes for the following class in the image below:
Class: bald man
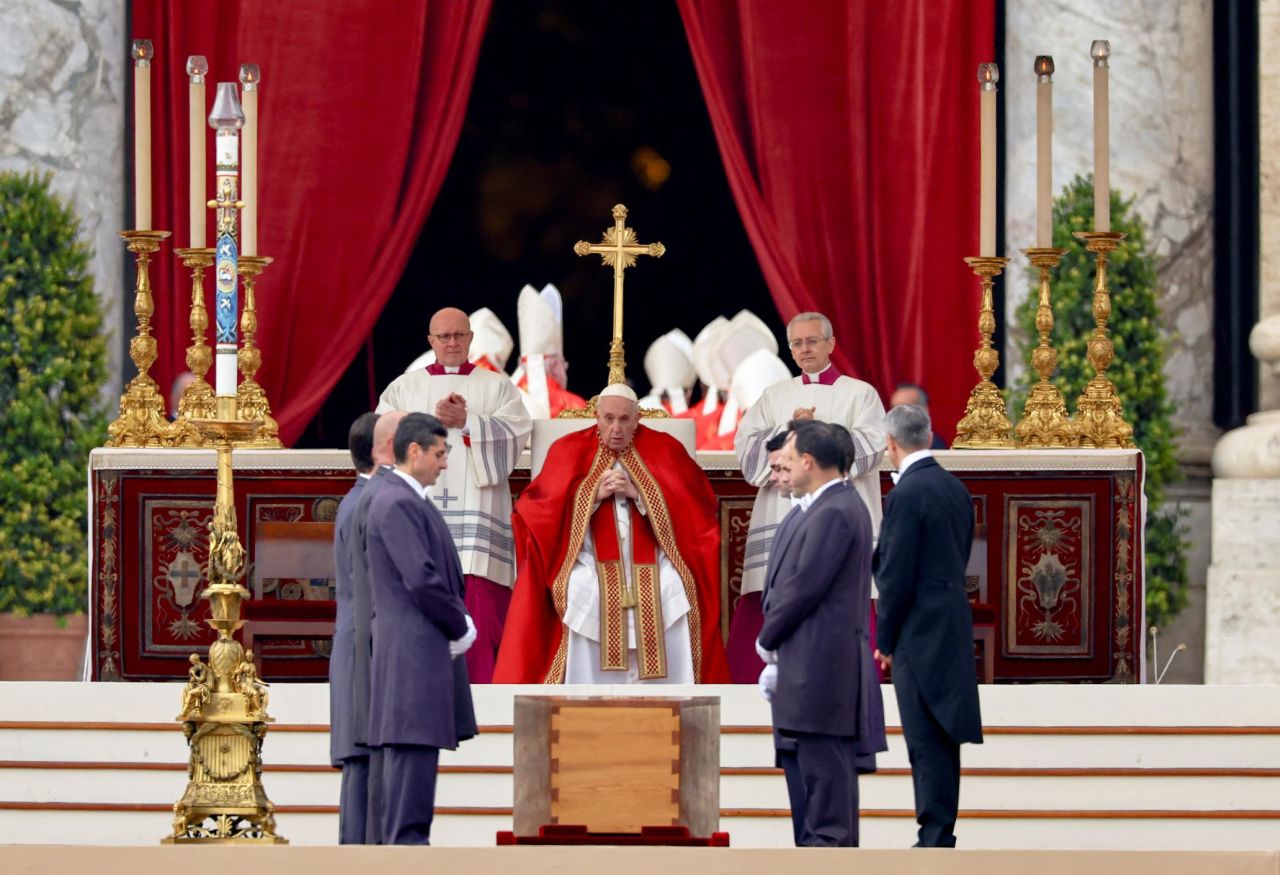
[376,308,532,682]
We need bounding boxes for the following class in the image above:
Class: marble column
[1204,0,1280,684]
[0,0,127,401]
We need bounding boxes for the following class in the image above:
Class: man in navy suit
[874,403,983,848]
[364,412,478,844]
[758,420,886,846]
[330,411,378,843]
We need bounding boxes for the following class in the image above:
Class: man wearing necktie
[757,421,887,846]
[728,312,886,681]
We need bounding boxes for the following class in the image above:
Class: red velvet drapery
[677,0,996,441]
[132,1,491,445]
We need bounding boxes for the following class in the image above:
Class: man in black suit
[874,403,983,848]
[364,412,478,844]
[758,421,886,847]
[330,411,378,843]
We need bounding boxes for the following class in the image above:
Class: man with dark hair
[364,412,477,844]
[757,421,886,846]
[330,412,378,843]
[874,403,982,848]
[890,383,947,449]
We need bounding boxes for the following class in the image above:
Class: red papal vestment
[493,425,731,683]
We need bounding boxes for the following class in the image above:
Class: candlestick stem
[106,230,172,447]
[1071,231,1134,448]
[954,256,1015,448]
[1015,247,1076,447]
[235,256,281,447]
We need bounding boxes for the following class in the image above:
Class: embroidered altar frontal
[88,448,1144,683]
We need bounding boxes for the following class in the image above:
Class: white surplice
[376,368,532,586]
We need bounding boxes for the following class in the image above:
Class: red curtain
[677,0,996,441]
[132,0,491,445]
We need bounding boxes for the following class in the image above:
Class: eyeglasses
[787,336,830,350]
[430,331,472,343]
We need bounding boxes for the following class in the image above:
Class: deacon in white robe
[728,311,886,680]
[376,307,532,682]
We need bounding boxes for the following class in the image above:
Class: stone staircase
[1,682,1277,848]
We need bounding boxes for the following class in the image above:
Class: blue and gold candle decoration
[207,81,246,400]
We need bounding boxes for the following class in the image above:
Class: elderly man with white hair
[495,383,730,684]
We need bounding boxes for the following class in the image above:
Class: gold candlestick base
[164,409,285,844]
[1072,231,1135,449]
[954,256,1015,449]
[1015,247,1077,448]
[234,256,282,448]
[107,230,173,447]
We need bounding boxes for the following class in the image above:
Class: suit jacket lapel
[763,505,803,605]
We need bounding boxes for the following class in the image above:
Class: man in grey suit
[758,420,887,847]
[874,403,983,848]
[330,411,378,843]
[365,412,477,844]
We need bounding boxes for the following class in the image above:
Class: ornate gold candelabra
[1071,231,1134,448]
[168,247,218,446]
[1015,247,1076,447]
[234,255,281,447]
[106,230,173,447]
[164,403,285,844]
[954,256,1015,448]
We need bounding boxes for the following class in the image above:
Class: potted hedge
[0,171,109,679]
[1012,174,1189,631]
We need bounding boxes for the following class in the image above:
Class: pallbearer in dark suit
[874,403,983,848]
[758,421,887,847]
[330,412,378,844]
[364,413,478,845]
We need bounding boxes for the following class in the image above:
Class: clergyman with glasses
[376,308,533,682]
[726,312,887,681]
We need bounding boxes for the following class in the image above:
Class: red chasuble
[493,425,731,683]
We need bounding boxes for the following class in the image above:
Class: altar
[87,447,1144,683]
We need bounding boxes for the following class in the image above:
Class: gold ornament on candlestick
[1071,230,1134,448]
[235,256,281,447]
[1015,247,1077,447]
[954,256,1015,448]
[168,247,218,447]
[574,203,666,389]
[107,230,173,447]
[164,406,285,845]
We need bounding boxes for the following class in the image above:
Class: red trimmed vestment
[493,425,731,683]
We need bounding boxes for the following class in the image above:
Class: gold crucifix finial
[574,204,665,385]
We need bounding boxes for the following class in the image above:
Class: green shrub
[1012,174,1188,629]
[0,171,108,616]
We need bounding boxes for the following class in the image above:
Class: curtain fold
[132,0,491,445]
[676,0,996,441]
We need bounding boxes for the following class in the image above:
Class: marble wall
[1004,0,1217,462]
[0,0,126,400]
[1260,0,1280,411]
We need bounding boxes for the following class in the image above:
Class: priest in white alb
[728,311,887,681]
[376,307,532,682]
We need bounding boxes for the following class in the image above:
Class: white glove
[757,663,779,702]
[449,614,477,658]
[755,638,778,665]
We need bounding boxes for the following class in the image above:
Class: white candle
[1035,56,1054,247]
[132,41,153,230]
[187,57,208,248]
[240,65,260,255]
[1092,40,1111,232]
[978,63,999,257]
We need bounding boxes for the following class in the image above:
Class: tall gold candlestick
[168,247,218,447]
[235,256,281,447]
[1071,231,1134,448]
[106,229,172,447]
[1015,247,1076,447]
[953,256,1015,448]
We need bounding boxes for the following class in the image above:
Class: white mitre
[692,316,730,414]
[712,310,779,435]
[730,348,792,412]
[640,329,695,414]
[469,306,514,372]
[512,283,566,418]
[598,383,639,403]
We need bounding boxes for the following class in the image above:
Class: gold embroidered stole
[589,498,667,679]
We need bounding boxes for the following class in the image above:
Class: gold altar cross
[574,204,665,385]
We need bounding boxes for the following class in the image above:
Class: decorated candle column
[208,82,246,409]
